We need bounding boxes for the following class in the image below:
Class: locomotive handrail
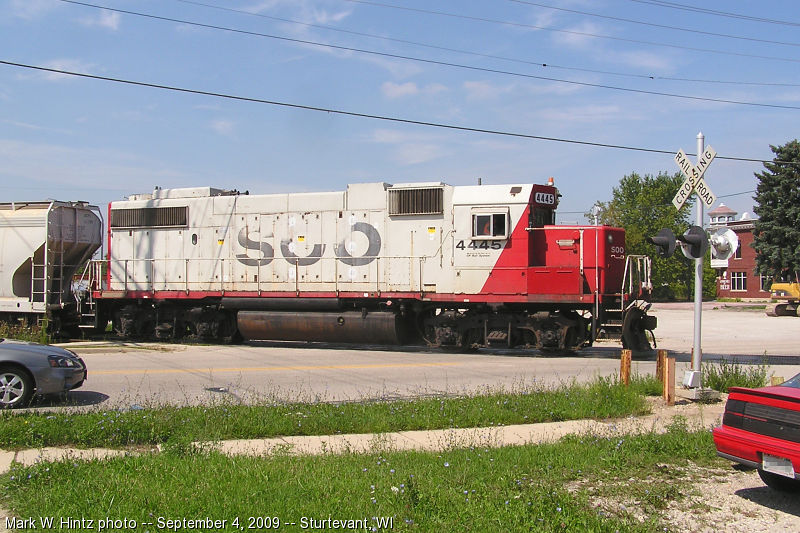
[620,255,652,310]
[97,254,449,294]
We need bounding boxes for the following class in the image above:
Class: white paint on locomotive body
[106,182,540,297]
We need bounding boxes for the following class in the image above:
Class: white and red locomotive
[84,179,655,351]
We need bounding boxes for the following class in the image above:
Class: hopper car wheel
[0,366,34,409]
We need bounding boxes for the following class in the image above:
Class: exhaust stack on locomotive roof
[73,179,656,352]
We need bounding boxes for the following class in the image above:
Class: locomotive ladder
[75,260,101,330]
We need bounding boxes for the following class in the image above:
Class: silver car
[0,338,86,408]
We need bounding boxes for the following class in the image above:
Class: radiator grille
[388,188,443,216]
[110,206,188,228]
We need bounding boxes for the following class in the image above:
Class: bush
[0,321,50,344]
[703,358,769,392]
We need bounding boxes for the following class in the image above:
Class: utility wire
[169,0,800,88]
[56,1,800,110]
[627,0,800,27]
[0,59,779,164]
[507,0,800,48]
[342,0,800,63]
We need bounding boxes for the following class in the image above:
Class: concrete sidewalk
[0,396,724,474]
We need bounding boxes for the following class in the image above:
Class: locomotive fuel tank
[237,310,411,344]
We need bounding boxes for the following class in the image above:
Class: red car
[713,374,800,492]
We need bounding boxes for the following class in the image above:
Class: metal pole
[692,132,704,375]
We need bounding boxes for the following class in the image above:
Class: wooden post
[620,349,632,386]
[663,357,676,406]
[656,349,667,382]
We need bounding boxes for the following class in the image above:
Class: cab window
[473,213,507,239]
[530,208,554,228]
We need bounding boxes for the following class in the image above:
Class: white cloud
[463,81,515,100]
[211,119,235,136]
[10,0,55,19]
[16,59,95,82]
[612,50,675,72]
[393,143,445,165]
[371,129,447,165]
[248,0,352,25]
[81,10,121,31]
[0,119,73,134]
[551,21,605,49]
[382,81,419,99]
[0,139,184,197]
[538,104,624,123]
[381,82,447,99]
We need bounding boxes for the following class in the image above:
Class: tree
[752,140,800,281]
[590,171,714,299]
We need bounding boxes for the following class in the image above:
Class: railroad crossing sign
[672,146,717,210]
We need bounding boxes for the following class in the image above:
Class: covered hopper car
[80,180,657,352]
[0,201,102,334]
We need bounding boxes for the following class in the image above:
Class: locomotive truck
[77,179,657,352]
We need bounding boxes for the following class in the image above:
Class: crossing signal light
[677,225,709,259]
[648,228,676,258]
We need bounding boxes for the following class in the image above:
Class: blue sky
[1,0,798,222]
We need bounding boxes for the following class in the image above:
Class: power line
[0,59,778,165]
[56,1,800,110]
[507,0,800,48]
[342,0,800,64]
[168,0,800,88]
[627,0,800,27]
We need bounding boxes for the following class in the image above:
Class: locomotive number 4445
[456,240,504,250]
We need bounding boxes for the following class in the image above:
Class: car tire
[0,366,34,409]
[757,469,800,492]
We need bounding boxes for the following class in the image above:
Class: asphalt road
[29,302,800,410]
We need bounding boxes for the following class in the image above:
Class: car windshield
[779,373,800,388]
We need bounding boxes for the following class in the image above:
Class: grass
[0,321,49,344]
[703,357,770,393]
[0,417,719,532]
[0,374,661,450]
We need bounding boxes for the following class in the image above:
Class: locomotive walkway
[0,393,724,473]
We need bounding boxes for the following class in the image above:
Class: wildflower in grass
[443,462,450,467]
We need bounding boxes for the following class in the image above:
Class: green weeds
[1,420,720,532]
[703,357,770,392]
[0,375,656,449]
[0,321,49,344]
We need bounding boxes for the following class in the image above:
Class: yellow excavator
[765,277,800,317]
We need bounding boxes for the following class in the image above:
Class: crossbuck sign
[672,146,717,210]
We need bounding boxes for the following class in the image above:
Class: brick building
[708,203,770,300]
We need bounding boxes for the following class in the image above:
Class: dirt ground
[642,398,800,532]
